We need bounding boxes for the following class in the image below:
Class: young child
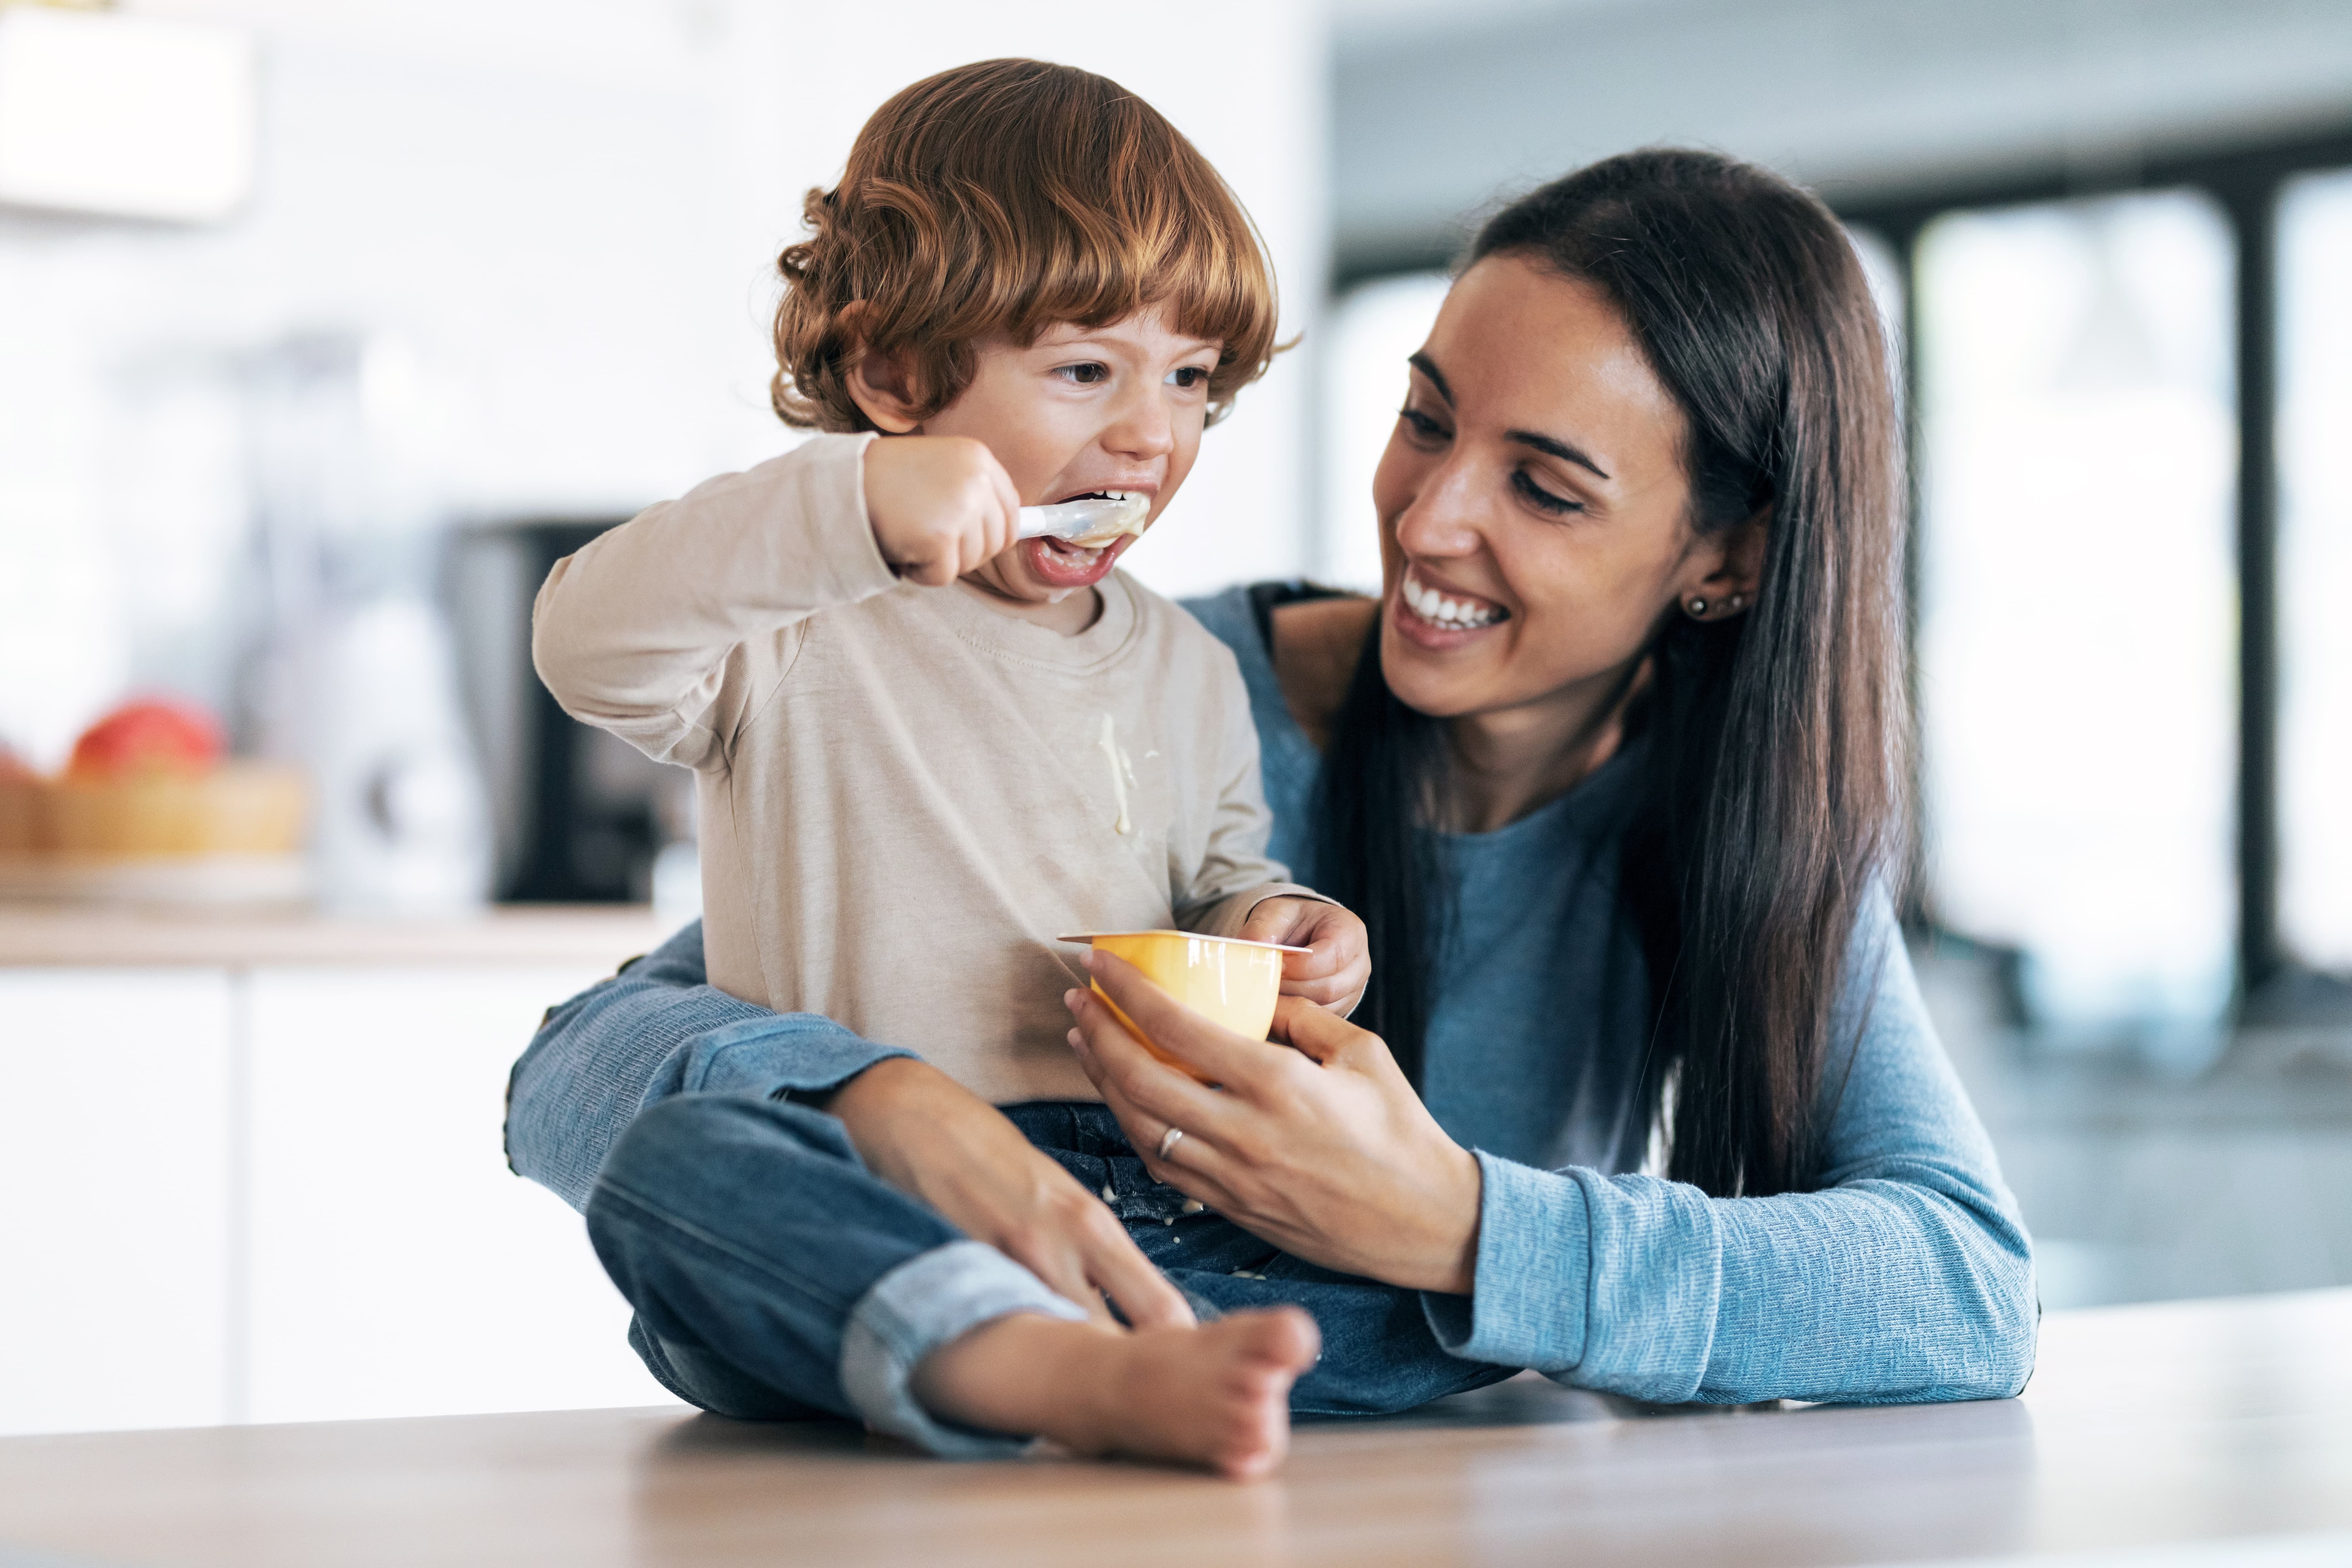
[532,60,1360,1474]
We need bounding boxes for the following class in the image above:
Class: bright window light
[2278,169,2352,971]
[0,8,257,224]
[1916,190,2238,1031]
[1319,271,1450,591]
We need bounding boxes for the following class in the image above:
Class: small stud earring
[1686,597,1708,617]
[1729,593,1747,611]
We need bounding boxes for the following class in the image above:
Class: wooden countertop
[0,903,668,969]
[1,1287,2348,1567]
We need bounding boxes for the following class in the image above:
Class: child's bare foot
[1071,1309,1321,1479]
[910,1307,1321,1480]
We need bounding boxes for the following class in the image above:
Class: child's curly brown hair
[771,59,1280,433]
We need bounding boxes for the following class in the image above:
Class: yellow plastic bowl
[1067,930,1293,1080]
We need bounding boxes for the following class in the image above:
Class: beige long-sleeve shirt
[532,433,1315,1104]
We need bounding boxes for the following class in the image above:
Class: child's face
[925,306,1223,603]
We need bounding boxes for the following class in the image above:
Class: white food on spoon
[1402,570,1506,629]
[1016,491,1151,548]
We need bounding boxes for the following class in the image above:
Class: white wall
[0,0,1327,766]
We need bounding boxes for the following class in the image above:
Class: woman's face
[1373,254,1733,723]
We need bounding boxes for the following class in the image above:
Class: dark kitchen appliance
[444,519,688,903]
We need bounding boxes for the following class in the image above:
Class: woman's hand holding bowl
[1064,951,1482,1296]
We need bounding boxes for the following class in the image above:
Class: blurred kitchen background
[1,0,2348,1435]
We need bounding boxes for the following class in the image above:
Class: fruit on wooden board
[1,701,308,861]
[46,763,308,857]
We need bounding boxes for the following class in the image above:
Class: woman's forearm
[1707,1167,2036,1401]
[1433,898,2037,1404]
[821,1057,976,1190]
[1436,1153,2034,1404]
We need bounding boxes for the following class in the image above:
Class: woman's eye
[1056,362,1110,385]
[1399,406,1449,443]
[1166,365,1211,390]
[1511,468,1584,516]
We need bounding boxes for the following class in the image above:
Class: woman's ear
[1676,507,1770,621]
[839,303,924,434]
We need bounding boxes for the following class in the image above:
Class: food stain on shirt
[1097,713,1134,835]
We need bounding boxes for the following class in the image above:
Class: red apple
[68,699,225,779]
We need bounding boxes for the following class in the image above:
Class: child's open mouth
[1022,530,1134,589]
[1020,491,1149,589]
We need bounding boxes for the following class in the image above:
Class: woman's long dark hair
[1317,150,1907,1199]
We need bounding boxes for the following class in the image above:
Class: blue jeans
[585,1093,1517,1455]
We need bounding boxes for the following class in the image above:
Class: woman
[506,149,2036,1461]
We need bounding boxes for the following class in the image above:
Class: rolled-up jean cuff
[838,1239,1091,1457]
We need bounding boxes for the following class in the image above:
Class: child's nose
[1103,384,1176,459]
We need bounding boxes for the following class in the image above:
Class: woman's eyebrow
[1410,350,1612,481]
[1406,351,1453,405]
[1507,429,1611,482]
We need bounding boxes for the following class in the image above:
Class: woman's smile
[1392,563,1511,646]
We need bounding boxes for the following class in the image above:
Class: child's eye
[1166,365,1211,390]
[1055,362,1111,385]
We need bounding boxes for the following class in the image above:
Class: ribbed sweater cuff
[1423,1151,1591,1374]
[1429,1157,1724,1402]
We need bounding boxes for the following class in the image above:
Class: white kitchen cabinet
[242,964,673,1424]
[0,968,233,1436]
[0,905,681,1435]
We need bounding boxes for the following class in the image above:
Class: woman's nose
[1390,458,1485,560]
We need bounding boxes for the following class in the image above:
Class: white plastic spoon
[1015,492,1150,546]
